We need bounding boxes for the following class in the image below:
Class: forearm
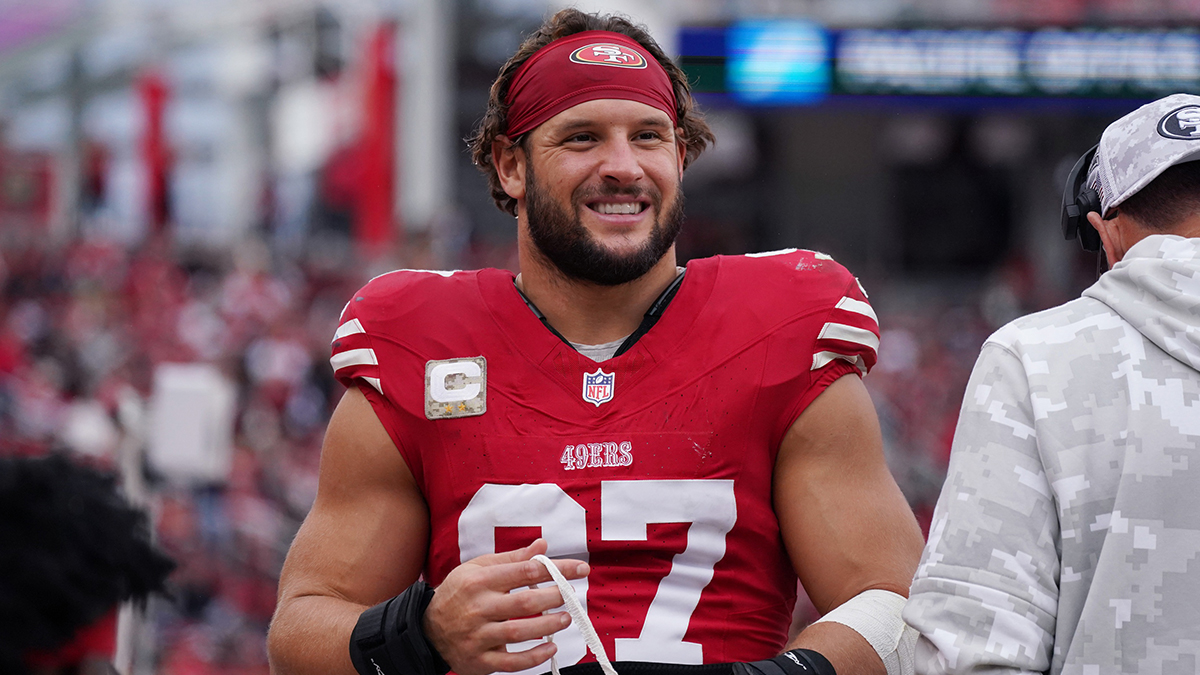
[788,621,884,675]
[268,594,366,675]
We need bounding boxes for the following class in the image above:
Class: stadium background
[0,0,1192,671]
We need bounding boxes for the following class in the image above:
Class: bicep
[278,386,430,607]
[774,374,923,613]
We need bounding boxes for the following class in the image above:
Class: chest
[409,339,776,481]
[410,342,783,563]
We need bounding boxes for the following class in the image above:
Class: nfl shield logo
[582,368,615,407]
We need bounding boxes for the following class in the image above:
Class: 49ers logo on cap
[569,43,648,69]
[1158,105,1200,140]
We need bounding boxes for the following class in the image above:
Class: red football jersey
[330,249,879,670]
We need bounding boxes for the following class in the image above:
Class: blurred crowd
[0,232,362,671]
[0,226,1061,671]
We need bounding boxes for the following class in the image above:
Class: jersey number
[458,480,737,671]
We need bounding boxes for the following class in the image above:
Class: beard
[524,160,685,287]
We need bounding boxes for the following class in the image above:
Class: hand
[424,539,590,675]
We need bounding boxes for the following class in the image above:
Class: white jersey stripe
[812,351,868,374]
[330,348,379,372]
[362,376,383,394]
[745,248,798,258]
[333,318,366,341]
[818,322,881,351]
[835,296,878,324]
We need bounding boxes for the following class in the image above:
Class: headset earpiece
[1076,188,1102,252]
[1060,144,1102,252]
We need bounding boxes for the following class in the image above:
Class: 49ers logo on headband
[569,43,648,69]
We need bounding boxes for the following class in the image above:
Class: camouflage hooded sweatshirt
[904,235,1200,675]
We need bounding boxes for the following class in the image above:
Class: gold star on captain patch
[458,403,467,412]
[444,404,453,413]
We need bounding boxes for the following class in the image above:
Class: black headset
[1060,143,1103,252]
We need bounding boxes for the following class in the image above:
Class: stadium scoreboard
[680,22,1200,105]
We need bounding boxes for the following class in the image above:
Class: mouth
[586,200,649,216]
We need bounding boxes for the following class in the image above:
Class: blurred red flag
[357,21,399,251]
[138,70,171,232]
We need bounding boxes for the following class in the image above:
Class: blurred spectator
[0,453,174,675]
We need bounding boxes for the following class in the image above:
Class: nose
[597,138,645,186]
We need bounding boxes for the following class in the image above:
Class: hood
[1082,234,1200,372]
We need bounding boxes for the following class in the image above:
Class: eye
[564,133,595,144]
[635,131,663,141]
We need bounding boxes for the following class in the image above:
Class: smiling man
[267,10,923,675]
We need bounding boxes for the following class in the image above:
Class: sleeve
[810,274,879,377]
[327,287,429,487]
[902,343,1060,675]
[771,268,880,446]
[330,294,383,396]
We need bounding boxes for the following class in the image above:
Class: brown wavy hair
[467,8,715,216]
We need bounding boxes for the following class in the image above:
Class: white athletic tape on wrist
[531,554,618,675]
[812,589,916,675]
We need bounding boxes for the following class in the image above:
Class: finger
[465,539,592,584]
[467,538,549,567]
[480,639,559,674]
[550,557,590,581]
[477,611,573,647]
[483,585,572,621]
[474,556,590,594]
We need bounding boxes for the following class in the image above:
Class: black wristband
[349,581,451,675]
[731,649,836,675]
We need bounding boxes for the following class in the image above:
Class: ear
[1088,211,1125,266]
[493,135,527,201]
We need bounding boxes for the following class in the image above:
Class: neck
[515,240,679,346]
[1173,212,1200,239]
[1116,213,1200,263]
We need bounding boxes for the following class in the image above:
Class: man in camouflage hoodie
[903,93,1200,674]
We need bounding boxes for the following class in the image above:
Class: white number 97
[458,479,737,674]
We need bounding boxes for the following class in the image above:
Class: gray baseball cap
[1088,93,1200,217]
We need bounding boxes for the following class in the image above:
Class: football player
[268,9,923,675]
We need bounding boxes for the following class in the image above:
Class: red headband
[504,30,678,138]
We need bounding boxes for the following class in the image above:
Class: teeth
[594,202,644,215]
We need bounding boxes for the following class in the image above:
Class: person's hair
[0,454,175,675]
[467,8,715,216]
[1118,160,1200,231]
